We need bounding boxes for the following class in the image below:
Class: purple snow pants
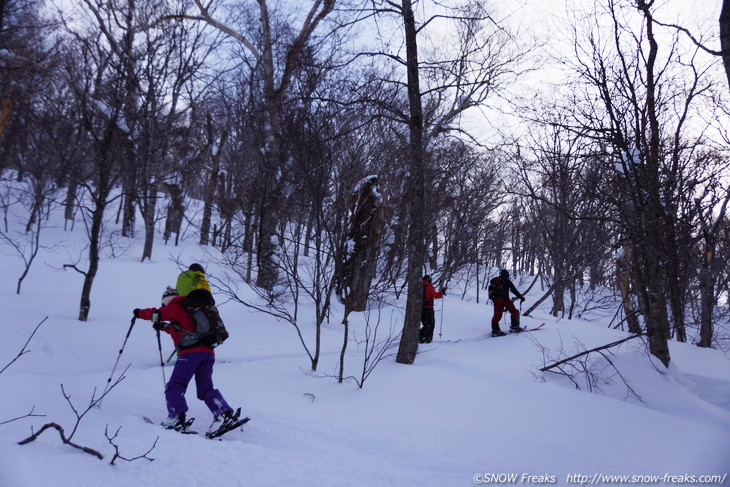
[165,352,231,418]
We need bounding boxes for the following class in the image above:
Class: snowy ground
[1,205,729,487]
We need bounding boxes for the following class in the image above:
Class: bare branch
[17,366,129,460]
[105,425,158,465]
[18,423,103,459]
[0,406,45,426]
[0,317,48,376]
[63,263,88,276]
[539,334,643,372]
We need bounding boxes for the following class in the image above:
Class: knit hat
[189,263,205,273]
[161,286,178,306]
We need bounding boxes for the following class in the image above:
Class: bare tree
[158,0,337,292]
[558,0,723,366]
[390,0,427,365]
[83,0,215,261]
[513,108,612,320]
[59,20,126,321]
[351,0,528,363]
[694,176,730,348]
[721,0,730,88]
[344,303,400,388]
[646,0,730,91]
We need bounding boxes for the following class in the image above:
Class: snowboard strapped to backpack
[488,277,501,301]
[176,297,229,350]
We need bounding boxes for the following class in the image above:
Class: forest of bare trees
[0,0,728,368]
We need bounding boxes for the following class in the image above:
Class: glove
[520,297,525,302]
[153,322,165,331]
[151,310,162,323]
[133,308,140,318]
[440,287,447,295]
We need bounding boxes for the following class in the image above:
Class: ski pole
[156,329,167,390]
[99,316,136,406]
[439,279,450,338]
[438,298,444,338]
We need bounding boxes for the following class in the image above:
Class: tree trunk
[0,98,11,139]
[141,193,156,262]
[695,193,730,347]
[396,0,426,365]
[79,199,105,321]
[338,176,383,313]
[617,239,642,334]
[697,235,716,348]
[551,280,565,318]
[121,183,136,237]
[641,5,671,367]
[164,183,184,245]
[200,114,223,246]
[255,100,284,291]
[720,0,730,89]
[64,180,77,223]
[338,311,350,383]
[120,0,138,239]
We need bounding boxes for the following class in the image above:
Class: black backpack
[176,297,229,350]
[488,277,501,301]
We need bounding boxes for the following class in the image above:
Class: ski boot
[424,326,434,344]
[207,408,250,439]
[509,317,523,334]
[491,324,506,337]
[161,412,196,433]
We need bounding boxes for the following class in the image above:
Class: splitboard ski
[520,323,546,332]
[206,416,251,439]
[492,323,546,337]
[440,323,548,341]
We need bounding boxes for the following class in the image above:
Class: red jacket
[137,296,213,355]
[423,280,443,309]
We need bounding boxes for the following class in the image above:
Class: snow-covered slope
[1,205,729,487]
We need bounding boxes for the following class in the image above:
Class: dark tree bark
[616,239,642,334]
[200,114,224,246]
[338,175,384,315]
[695,192,730,348]
[637,1,671,367]
[720,0,730,89]
[396,0,427,365]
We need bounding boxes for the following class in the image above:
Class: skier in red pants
[488,269,525,337]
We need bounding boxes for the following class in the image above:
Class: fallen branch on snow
[539,333,643,372]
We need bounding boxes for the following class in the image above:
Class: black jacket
[489,277,523,301]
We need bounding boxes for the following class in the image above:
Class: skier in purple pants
[134,287,241,433]
[166,352,229,419]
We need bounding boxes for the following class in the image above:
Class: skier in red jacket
[134,287,239,434]
[419,275,445,343]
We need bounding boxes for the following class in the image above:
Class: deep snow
[1,200,729,487]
